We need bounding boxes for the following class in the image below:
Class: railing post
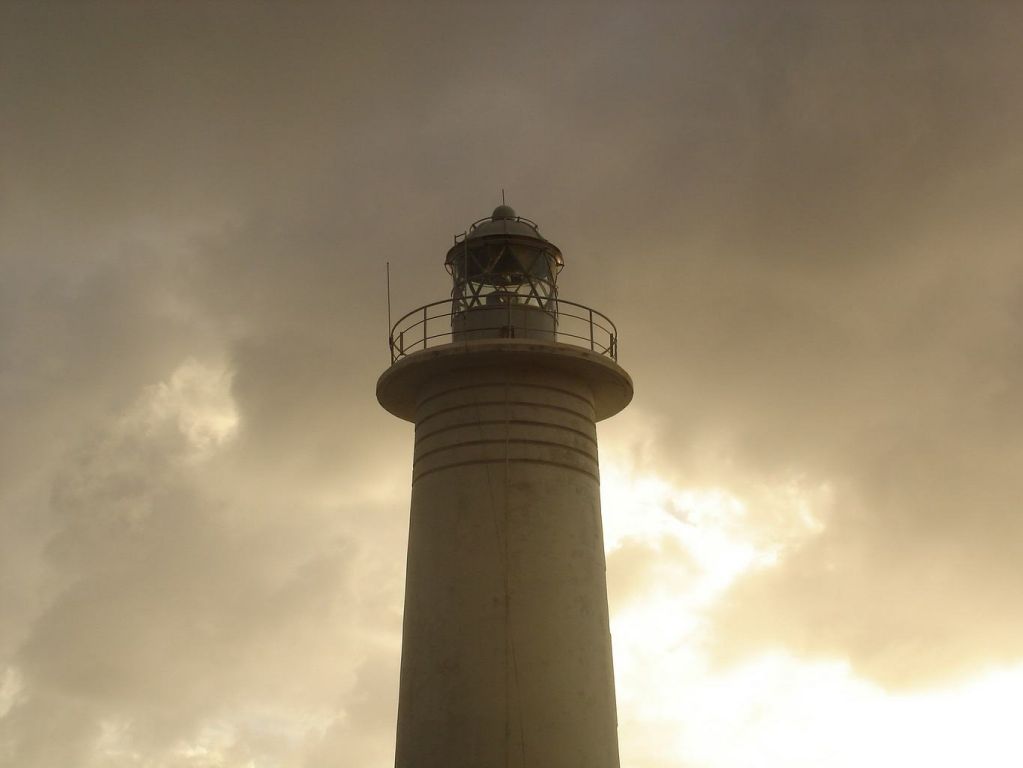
[423,306,428,351]
[589,308,594,351]
[399,331,405,356]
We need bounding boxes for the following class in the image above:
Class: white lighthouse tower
[377,204,632,767]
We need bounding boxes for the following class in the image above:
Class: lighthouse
[377,204,633,767]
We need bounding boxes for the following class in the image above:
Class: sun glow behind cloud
[600,462,1023,768]
[140,358,239,459]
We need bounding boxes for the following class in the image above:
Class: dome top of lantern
[459,203,557,245]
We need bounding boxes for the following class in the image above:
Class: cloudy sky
[3,2,1023,766]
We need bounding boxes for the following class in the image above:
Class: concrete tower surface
[377,205,632,768]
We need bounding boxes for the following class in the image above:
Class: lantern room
[445,204,564,341]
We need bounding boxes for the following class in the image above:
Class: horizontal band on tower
[416,400,595,430]
[415,380,595,412]
[414,418,598,449]
[414,437,598,465]
[412,457,601,484]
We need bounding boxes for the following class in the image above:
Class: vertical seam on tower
[472,386,508,767]
[503,378,511,768]
[505,376,527,768]
[472,376,526,768]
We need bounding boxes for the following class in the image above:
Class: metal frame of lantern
[444,214,565,317]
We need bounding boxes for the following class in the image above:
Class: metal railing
[460,213,542,240]
[388,297,619,364]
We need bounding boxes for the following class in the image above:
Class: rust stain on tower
[377,204,633,767]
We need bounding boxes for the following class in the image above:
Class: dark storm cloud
[2,1,1023,764]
